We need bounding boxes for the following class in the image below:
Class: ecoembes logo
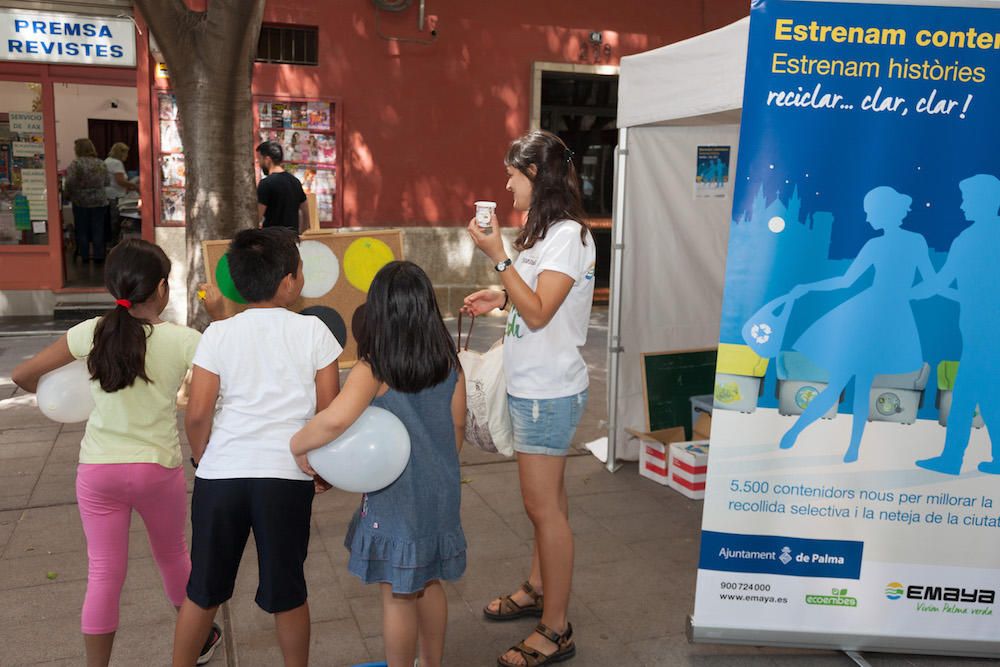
[884,581,994,616]
[805,588,857,607]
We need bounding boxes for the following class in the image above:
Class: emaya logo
[885,582,905,600]
[885,581,995,604]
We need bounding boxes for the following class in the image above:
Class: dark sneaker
[197,623,222,665]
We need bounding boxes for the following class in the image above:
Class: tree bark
[134,0,265,327]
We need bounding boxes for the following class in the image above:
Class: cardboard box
[693,412,712,441]
[689,394,713,436]
[668,440,709,499]
[627,427,686,486]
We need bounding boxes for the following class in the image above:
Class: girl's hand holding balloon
[295,451,332,494]
[295,452,317,477]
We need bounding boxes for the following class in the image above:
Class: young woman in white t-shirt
[464,129,595,667]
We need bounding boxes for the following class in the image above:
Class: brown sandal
[497,622,576,667]
[483,581,544,621]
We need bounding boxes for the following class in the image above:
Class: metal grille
[256,24,318,66]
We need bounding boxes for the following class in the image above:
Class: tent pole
[605,127,629,473]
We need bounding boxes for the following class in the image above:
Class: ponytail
[88,240,171,392]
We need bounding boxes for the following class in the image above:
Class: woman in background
[65,138,109,262]
[104,142,139,246]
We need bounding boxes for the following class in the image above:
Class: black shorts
[187,477,314,613]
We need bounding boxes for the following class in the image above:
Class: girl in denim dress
[292,261,466,667]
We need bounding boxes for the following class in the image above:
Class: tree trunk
[134,0,265,327]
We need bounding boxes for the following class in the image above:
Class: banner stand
[688,615,1000,659]
[691,0,1000,658]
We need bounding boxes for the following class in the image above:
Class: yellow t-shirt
[67,317,201,467]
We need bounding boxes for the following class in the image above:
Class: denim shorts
[508,390,589,456]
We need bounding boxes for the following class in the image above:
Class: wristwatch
[495,258,512,272]
[190,456,199,469]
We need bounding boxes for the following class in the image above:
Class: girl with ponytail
[12,240,225,666]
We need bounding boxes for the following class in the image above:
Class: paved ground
[0,310,997,666]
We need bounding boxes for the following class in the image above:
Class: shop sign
[10,112,43,135]
[12,141,43,158]
[20,168,47,221]
[0,9,136,67]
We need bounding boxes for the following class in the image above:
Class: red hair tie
[115,299,132,309]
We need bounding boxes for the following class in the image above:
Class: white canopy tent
[606,17,749,468]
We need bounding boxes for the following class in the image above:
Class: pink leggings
[76,463,191,634]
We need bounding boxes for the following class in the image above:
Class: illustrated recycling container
[776,351,839,419]
[713,343,769,413]
[868,363,931,424]
[935,361,985,429]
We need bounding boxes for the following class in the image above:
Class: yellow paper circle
[344,237,395,293]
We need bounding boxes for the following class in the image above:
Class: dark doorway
[87,119,139,173]
[539,70,618,301]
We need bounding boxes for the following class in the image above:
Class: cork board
[202,229,404,365]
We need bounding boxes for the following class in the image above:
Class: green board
[642,349,718,439]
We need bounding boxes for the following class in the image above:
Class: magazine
[307,102,330,130]
[160,154,186,188]
[161,188,185,223]
[160,121,182,153]
[158,93,178,121]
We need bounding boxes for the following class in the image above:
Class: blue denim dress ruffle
[344,370,466,594]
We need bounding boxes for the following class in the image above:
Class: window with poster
[0,81,48,246]
[254,96,342,228]
[155,90,185,226]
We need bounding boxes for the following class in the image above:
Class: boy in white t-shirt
[172,227,342,666]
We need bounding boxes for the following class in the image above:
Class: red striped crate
[667,441,709,499]
[628,427,687,487]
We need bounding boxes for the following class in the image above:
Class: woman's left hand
[467,214,507,264]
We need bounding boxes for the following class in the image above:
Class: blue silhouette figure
[775,186,936,462]
[915,174,1000,475]
[713,158,726,187]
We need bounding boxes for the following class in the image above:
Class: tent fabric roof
[618,17,749,128]
[617,0,1000,129]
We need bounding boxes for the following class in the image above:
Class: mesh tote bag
[457,312,514,456]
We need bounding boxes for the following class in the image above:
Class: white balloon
[36,360,95,424]
[307,406,411,493]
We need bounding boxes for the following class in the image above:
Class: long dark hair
[89,240,171,392]
[505,129,589,250]
[358,261,459,393]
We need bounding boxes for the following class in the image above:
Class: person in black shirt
[256,141,308,233]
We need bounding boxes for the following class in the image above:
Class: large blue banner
[693,0,1000,656]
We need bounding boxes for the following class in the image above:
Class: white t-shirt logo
[505,306,525,339]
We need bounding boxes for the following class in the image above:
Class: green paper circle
[215,254,247,304]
